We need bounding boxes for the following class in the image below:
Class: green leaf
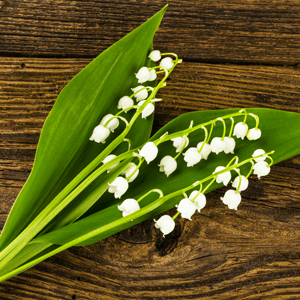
[31,108,300,247]
[0,6,167,250]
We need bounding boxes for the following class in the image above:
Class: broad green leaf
[0,6,167,250]
[32,108,300,247]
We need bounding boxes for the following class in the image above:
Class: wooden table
[1,1,300,299]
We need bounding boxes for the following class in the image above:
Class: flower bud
[253,161,270,179]
[233,122,248,140]
[159,155,177,177]
[131,85,148,101]
[118,96,134,111]
[118,198,140,217]
[108,176,129,199]
[223,137,236,154]
[100,114,119,132]
[89,125,110,143]
[252,149,266,162]
[176,198,197,220]
[247,128,261,140]
[232,175,249,192]
[135,67,151,84]
[196,142,211,160]
[183,147,202,167]
[148,69,157,81]
[137,100,155,118]
[149,50,161,62]
[139,142,158,164]
[214,166,231,186]
[102,154,119,172]
[171,135,189,153]
[189,190,206,212]
[210,137,225,155]
[154,215,175,236]
[159,57,174,70]
[221,189,241,210]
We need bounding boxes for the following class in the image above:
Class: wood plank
[1,57,300,298]
[1,0,300,64]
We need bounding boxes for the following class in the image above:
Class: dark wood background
[1,0,300,299]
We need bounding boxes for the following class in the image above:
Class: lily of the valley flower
[154,215,175,237]
[102,154,119,172]
[176,198,197,220]
[131,85,148,101]
[214,166,231,186]
[100,114,119,132]
[139,142,158,164]
[118,96,134,111]
[149,69,157,81]
[124,163,139,183]
[135,67,151,84]
[160,57,174,70]
[253,161,270,179]
[210,137,225,155]
[221,189,241,210]
[171,135,189,153]
[183,147,202,167]
[137,100,155,118]
[233,122,248,140]
[108,176,129,198]
[223,137,236,154]
[189,190,206,212]
[89,125,110,143]
[149,50,161,62]
[232,175,249,192]
[196,142,211,160]
[252,149,266,162]
[118,198,140,217]
[159,155,177,177]
[247,128,262,140]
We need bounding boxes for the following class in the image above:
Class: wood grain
[1,0,300,64]
[1,57,300,299]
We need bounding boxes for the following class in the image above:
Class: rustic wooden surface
[1,1,300,299]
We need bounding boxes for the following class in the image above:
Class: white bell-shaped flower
[196,142,211,160]
[221,189,241,210]
[160,57,174,70]
[252,149,266,162]
[102,154,119,172]
[89,125,110,143]
[159,155,177,177]
[176,198,197,221]
[171,135,189,153]
[149,69,157,81]
[118,96,134,111]
[135,67,151,84]
[137,100,155,118]
[233,122,248,140]
[210,137,226,155]
[149,50,161,62]
[131,85,148,101]
[108,176,129,199]
[183,147,202,167]
[154,215,175,237]
[118,198,140,217]
[253,161,270,179]
[247,128,262,140]
[214,166,231,186]
[124,163,139,183]
[189,190,206,212]
[100,114,119,132]
[232,175,249,192]
[223,137,236,154]
[139,142,158,164]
